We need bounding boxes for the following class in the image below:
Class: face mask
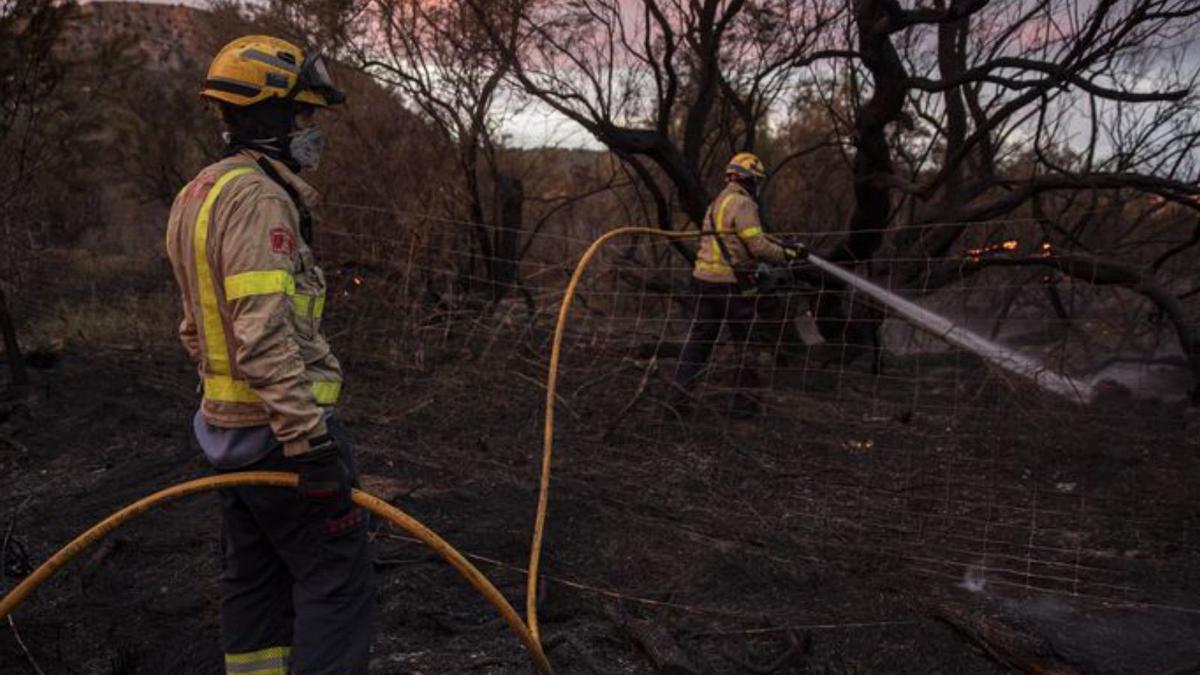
[288,126,324,170]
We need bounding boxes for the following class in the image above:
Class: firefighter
[674,152,807,413]
[164,36,376,674]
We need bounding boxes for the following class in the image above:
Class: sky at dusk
[89,0,1200,152]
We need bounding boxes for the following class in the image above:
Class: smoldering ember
[2,1,1199,673]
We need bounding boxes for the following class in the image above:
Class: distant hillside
[45,1,618,251]
[50,2,217,250]
[57,2,428,250]
[76,2,209,71]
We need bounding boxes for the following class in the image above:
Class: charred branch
[906,57,1191,104]
[920,253,1200,401]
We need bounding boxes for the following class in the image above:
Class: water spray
[805,254,1096,404]
[528,229,1099,641]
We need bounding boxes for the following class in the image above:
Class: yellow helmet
[726,152,767,180]
[202,35,346,108]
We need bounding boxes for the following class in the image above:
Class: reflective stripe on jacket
[165,151,342,447]
[693,181,789,284]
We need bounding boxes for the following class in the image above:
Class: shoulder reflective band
[738,225,763,240]
[225,270,296,300]
[225,645,291,675]
[715,195,736,232]
[193,167,342,408]
[194,167,257,377]
[708,194,738,268]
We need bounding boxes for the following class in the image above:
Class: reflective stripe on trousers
[225,645,291,674]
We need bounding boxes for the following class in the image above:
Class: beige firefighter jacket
[165,150,341,453]
[693,181,789,284]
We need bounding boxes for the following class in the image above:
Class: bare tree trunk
[810,0,909,358]
[490,174,523,302]
[463,144,494,297]
[0,286,28,390]
[830,0,909,264]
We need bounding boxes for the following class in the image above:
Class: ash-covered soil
[1,327,1197,673]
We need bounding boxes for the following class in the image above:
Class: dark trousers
[675,280,761,389]
[217,417,377,674]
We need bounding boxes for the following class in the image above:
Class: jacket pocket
[291,251,327,339]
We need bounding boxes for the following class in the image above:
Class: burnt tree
[0,0,80,390]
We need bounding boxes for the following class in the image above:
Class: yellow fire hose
[528,227,700,639]
[0,471,551,674]
[0,226,702,672]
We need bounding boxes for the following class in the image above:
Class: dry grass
[12,249,178,352]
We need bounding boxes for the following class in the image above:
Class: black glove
[783,241,809,261]
[295,435,353,520]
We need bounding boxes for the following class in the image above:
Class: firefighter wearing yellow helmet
[202,35,346,109]
[674,151,808,415]
[165,35,376,674]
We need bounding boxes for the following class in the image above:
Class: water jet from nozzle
[806,255,1095,404]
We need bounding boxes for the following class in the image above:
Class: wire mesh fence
[4,202,1198,619]
[298,205,1199,614]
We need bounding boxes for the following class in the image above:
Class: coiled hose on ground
[0,227,702,673]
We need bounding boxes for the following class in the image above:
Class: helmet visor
[294,52,346,106]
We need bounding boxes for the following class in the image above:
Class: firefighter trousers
[216,417,377,674]
[674,280,761,390]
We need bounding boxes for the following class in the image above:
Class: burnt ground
[1,314,1199,674]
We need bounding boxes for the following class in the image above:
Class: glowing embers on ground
[965,239,1055,261]
[966,239,1019,260]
